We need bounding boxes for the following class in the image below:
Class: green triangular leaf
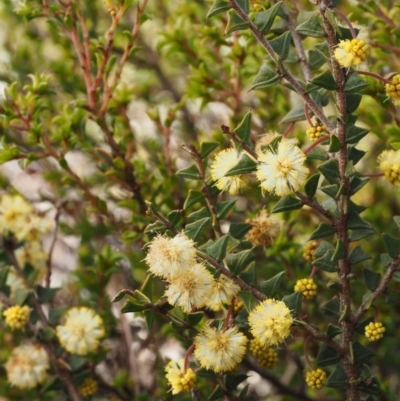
[254,2,283,34]
[311,70,336,90]
[346,93,362,114]
[280,103,306,123]
[272,195,303,213]
[321,297,340,318]
[187,312,204,326]
[328,135,340,152]
[229,223,252,239]
[269,31,291,60]
[309,223,336,240]
[176,164,200,180]
[326,365,347,389]
[225,153,257,176]
[363,268,381,291]
[382,233,400,258]
[216,200,236,219]
[238,290,254,312]
[207,235,230,261]
[184,190,205,209]
[235,111,252,144]
[206,0,230,18]
[185,217,211,241]
[36,285,60,304]
[250,63,281,91]
[346,124,369,144]
[318,159,339,184]
[282,291,302,315]
[349,246,371,265]
[226,9,248,34]
[296,14,325,38]
[353,341,375,364]
[200,142,219,158]
[345,73,368,94]
[304,173,320,197]
[316,343,342,367]
[314,250,337,272]
[260,271,285,298]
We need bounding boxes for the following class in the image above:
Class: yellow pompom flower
[210,148,247,194]
[248,299,293,347]
[305,368,327,389]
[385,74,400,106]
[165,263,215,313]
[56,307,105,355]
[206,275,240,311]
[5,344,50,389]
[3,305,31,330]
[294,278,317,300]
[303,241,318,262]
[365,321,385,341]
[194,326,248,372]
[145,233,197,280]
[245,210,281,247]
[377,150,400,186]
[165,359,196,394]
[306,124,327,142]
[79,378,98,397]
[334,38,369,68]
[256,140,309,196]
[249,339,278,369]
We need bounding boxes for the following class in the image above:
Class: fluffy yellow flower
[0,194,51,241]
[248,299,293,347]
[145,233,197,280]
[365,321,385,341]
[256,140,309,196]
[206,275,240,311]
[79,378,98,397]
[245,210,281,247]
[210,148,247,194]
[3,305,30,330]
[377,149,400,186]
[56,307,105,355]
[165,359,196,394]
[294,278,317,300]
[16,240,48,272]
[334,38,369,68]
[194,326,247,372]
[5,344,50,389]
[385,74,400,106]
[305,368,327,389]
[165,263,215,313]
[249,338,278,369]
[306,124,327,142]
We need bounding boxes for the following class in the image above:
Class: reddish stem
[283,122,295,137]
[304,337,314,370]
[303,134,330,154]
[371,305,380,322]
[333,8,357,39]
[223,301,235,330]
[357,70,391,85]
[184,344,196,372]
[364,172,384,178]
[309,266,318,280]
[304,104,314,128]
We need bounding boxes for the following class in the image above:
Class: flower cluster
[248,299,293,347]
[306,124,327,142]
[5,344,50,389]
[249,338,278,369]
[365,321,385,341]
[305,368,327,389]
[334,38,369,68]
[303,241,318,262]
[79,378,98,397]
[165,360,196,394]
[245,210,281,247]
[56,307,105,355]
[294,278,317,300]
[194,326,247,372]
[377,149,400,186]
[385,74,400,106]
[210,148,247,194]
[256,140,309,196]
[145,233,239,312]
[0,194,51,241]
[3,305,31,330]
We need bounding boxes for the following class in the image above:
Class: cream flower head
[210,148,247,194]
[165,359,196,394]
[194,326,247,372]
[245,210,281,247]
[165,263,215,313]
[334,38,369,68]
[377,149,400,186]
[206,275,240,311]
[145,233,197,280]
[6,344,50,389]
[256,140,309,196]
[56,307,105,355]
[248,299,293,347]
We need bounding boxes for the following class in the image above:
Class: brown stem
[304,337,314,370]
[283,122,295,137]
[184,344,195,372]
[221,124,258,159]
[319,1,357,399]
[295,192,334,222]
[353,253,400,322]
[227,0,335,134]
